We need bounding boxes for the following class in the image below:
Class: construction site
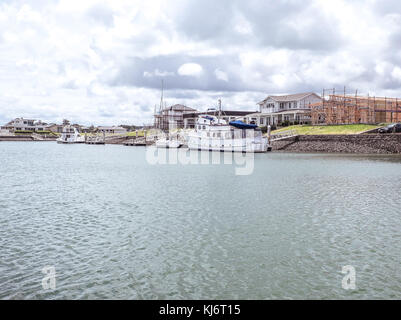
[311,89,401,125]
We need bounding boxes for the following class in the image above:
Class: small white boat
[57,125,85,144]
[155,138,182,148]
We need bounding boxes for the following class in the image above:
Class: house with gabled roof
[245,92,322,127]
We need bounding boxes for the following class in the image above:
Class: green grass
[127,130,146,137]
[271,124,382,135]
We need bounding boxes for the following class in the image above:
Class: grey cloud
[373,0,401,15]
[172,0,344,51]
[108,54,254,92]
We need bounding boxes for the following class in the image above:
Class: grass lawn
[126,129,161,137]
[127,131,145,137]
[271,124,382,135]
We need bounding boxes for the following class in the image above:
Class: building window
[280,103,284,109]
[260,118,264,125]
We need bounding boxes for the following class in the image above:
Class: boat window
[202,125,206,129]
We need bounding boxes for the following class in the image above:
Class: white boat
[187,115,271,153]
[56,125,85,144]
[155,138,182,148]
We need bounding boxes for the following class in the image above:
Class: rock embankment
[272,134,401,154]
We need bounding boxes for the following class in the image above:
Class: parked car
[378,123,401,133]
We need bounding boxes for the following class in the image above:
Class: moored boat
[56,125,85,144]
[187,107,270,153]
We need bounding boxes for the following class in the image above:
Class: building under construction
[311,90,401,125]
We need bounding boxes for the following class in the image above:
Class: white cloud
[214,69,228,82]
[143,69,175,78]
[177,63,203,77]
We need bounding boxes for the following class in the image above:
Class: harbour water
[1,142,401,299]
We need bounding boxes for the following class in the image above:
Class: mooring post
[267,125,271,144]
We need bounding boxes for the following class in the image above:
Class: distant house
[246,92,322,126]
[1,118,46,132]
[80,126,92,133]
[97,126,127,134]
[45,123,63,133]
[154,104,197,130]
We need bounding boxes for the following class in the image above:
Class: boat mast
[159,80,164,130]
[218,99,221,123]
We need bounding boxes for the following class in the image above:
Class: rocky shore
[272,134,401,154]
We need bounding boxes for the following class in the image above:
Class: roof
[44,123,60,128]
[183,110,255,118]
[258,92,321,104]
[5,117,36,125]
[165,104,197,112]
[245,110,311,117]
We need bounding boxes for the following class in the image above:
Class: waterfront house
[1,118,46,132]
[244,92,322,127]
[154,104,197,130]
[44,123,63,133]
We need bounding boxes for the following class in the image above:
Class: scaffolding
[311,88,401,125]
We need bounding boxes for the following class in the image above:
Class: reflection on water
[1,142,401,299]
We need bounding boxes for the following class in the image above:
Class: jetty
[270,129,299,142]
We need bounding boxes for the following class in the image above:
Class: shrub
[259,126,268,133]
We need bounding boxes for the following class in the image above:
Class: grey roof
[258,92,321,104]
[165,104,197,112]
[183,110,255,118]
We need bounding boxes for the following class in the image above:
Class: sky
[1,0,401,126]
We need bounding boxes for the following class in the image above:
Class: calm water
[1,142,401,299]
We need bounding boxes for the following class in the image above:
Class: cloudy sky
[1,0,401,125]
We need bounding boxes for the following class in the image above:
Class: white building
[245,92,322,127]
[1,118,46,132]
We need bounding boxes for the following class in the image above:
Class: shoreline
[272,134,401,154]
[2,133,401,155]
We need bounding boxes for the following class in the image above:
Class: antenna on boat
[218,99,222,123]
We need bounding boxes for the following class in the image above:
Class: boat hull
[155,139,182,148]
[187,137,270,153]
